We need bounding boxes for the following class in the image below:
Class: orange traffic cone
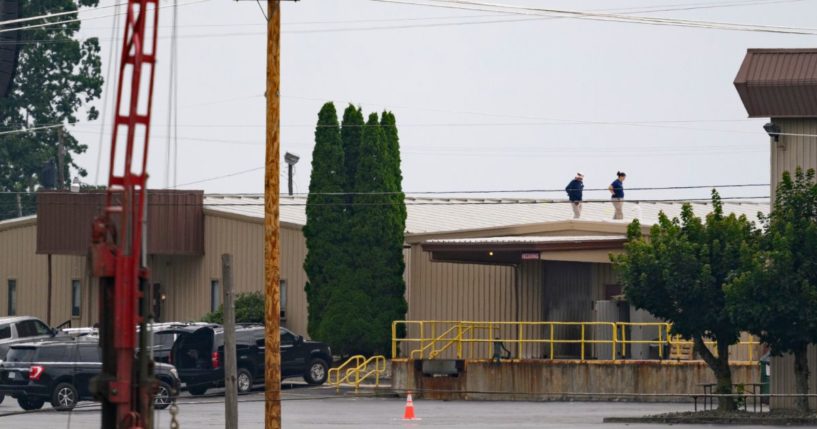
[403,392,417,420]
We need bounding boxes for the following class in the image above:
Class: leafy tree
[340,104,363,198]
[201,292,265,324]
[0,0,103,202]
[303,102,346,340]
[613,191,757,411]
[726,168,817,412]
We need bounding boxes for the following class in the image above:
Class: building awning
[422,235,627,265]
[734,49,817,118]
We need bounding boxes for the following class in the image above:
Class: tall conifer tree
[303,102,346,340]
[341,105,364,200]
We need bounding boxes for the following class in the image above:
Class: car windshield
[6,347,36,362]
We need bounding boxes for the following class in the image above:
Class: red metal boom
[91,1,159,428]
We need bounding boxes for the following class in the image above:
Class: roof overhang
[422,235,627,265]
[734,48,817,118]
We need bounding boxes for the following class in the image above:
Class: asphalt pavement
[0,385,798,428]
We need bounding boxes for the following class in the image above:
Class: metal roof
[203,195,768,236]
[425,235,627,245]
[734,49,817,118]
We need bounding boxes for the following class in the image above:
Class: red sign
[521,252,540,260]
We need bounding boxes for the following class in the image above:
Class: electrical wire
[0,1,129,28]
[0,0,210,35]
[94,1,121,186]
[370,0,817,35]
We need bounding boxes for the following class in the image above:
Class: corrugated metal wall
[770,348,817,409]
[772,119,817,200]
[769,119,817,407]
[151,213,309,336]
[0,220,91,326]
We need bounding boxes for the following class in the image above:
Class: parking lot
[0,384,799,429]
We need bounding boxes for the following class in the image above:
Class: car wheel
[17,398,45,411]
[187,385,208,396]
[153,381,174,410]
[237,368,253,394]
[0,393,4,404]
[304,358,328,385]
[51,382,78,411]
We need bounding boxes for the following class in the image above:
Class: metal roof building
[735,48,817,410]
[0,193,767,343]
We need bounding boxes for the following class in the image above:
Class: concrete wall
[393,359,760,402]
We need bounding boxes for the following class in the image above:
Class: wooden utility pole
[57,128,65,190]
[264,1,282,428]
[222,254,238,429]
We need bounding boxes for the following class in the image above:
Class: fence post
[581,324,586,361]
[456,323,463,359]
[518,323,523,359]
[392,322,397,359]
[550,324,555,361]
[611,323,617,361]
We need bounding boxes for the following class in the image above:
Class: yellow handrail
[392,320,761,364]
[328,355,366,390]
[330,355,388,392]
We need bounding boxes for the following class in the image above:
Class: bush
[201,291,265,324]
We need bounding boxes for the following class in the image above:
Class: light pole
[284,152,300,196]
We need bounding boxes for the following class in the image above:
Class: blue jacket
[565,179,583,202]
[611,179,624,198]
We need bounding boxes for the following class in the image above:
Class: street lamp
[284,152,300,196]
[763,122,781,142]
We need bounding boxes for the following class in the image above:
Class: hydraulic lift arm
[90,1,159,428]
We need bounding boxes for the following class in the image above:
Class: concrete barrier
[392,359,759,402]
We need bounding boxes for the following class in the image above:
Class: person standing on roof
[565,173,584,219]
[609,171,626,220]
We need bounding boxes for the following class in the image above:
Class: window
[17,320,52,338]
[0,324,10,340]
[210,280,220,313]
[37,346,72,362]
[78,346,100,363]
[280,330,295,347]
[280,279,287,320]
[71,280,81,317]
[7,279,16,316]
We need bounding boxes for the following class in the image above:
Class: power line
[0,0,210,35]
[370,0,817,35]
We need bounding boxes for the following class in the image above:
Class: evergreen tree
[340,104,364,198]
[350,113,406,353]
[303,102,346,340]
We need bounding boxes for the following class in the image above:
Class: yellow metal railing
[328,355,388,392]
[392,320,760,364]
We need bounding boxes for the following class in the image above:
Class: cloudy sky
[71,0,817,201]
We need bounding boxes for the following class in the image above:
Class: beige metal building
[735,48,817,409]
[0,193,765,346]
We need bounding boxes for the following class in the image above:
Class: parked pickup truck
[0,316,59,360]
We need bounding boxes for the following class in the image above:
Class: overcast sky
[71,0,817,201]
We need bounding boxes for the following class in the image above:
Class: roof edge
[0,215,37,232]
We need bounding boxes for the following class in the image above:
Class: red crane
[90,1,160,427]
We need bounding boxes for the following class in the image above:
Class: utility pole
[57,128,65,190]
[222,254,238,429]
[264,1,282,428]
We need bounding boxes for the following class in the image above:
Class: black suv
[171,325,332,396]
[0,338,181,411]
